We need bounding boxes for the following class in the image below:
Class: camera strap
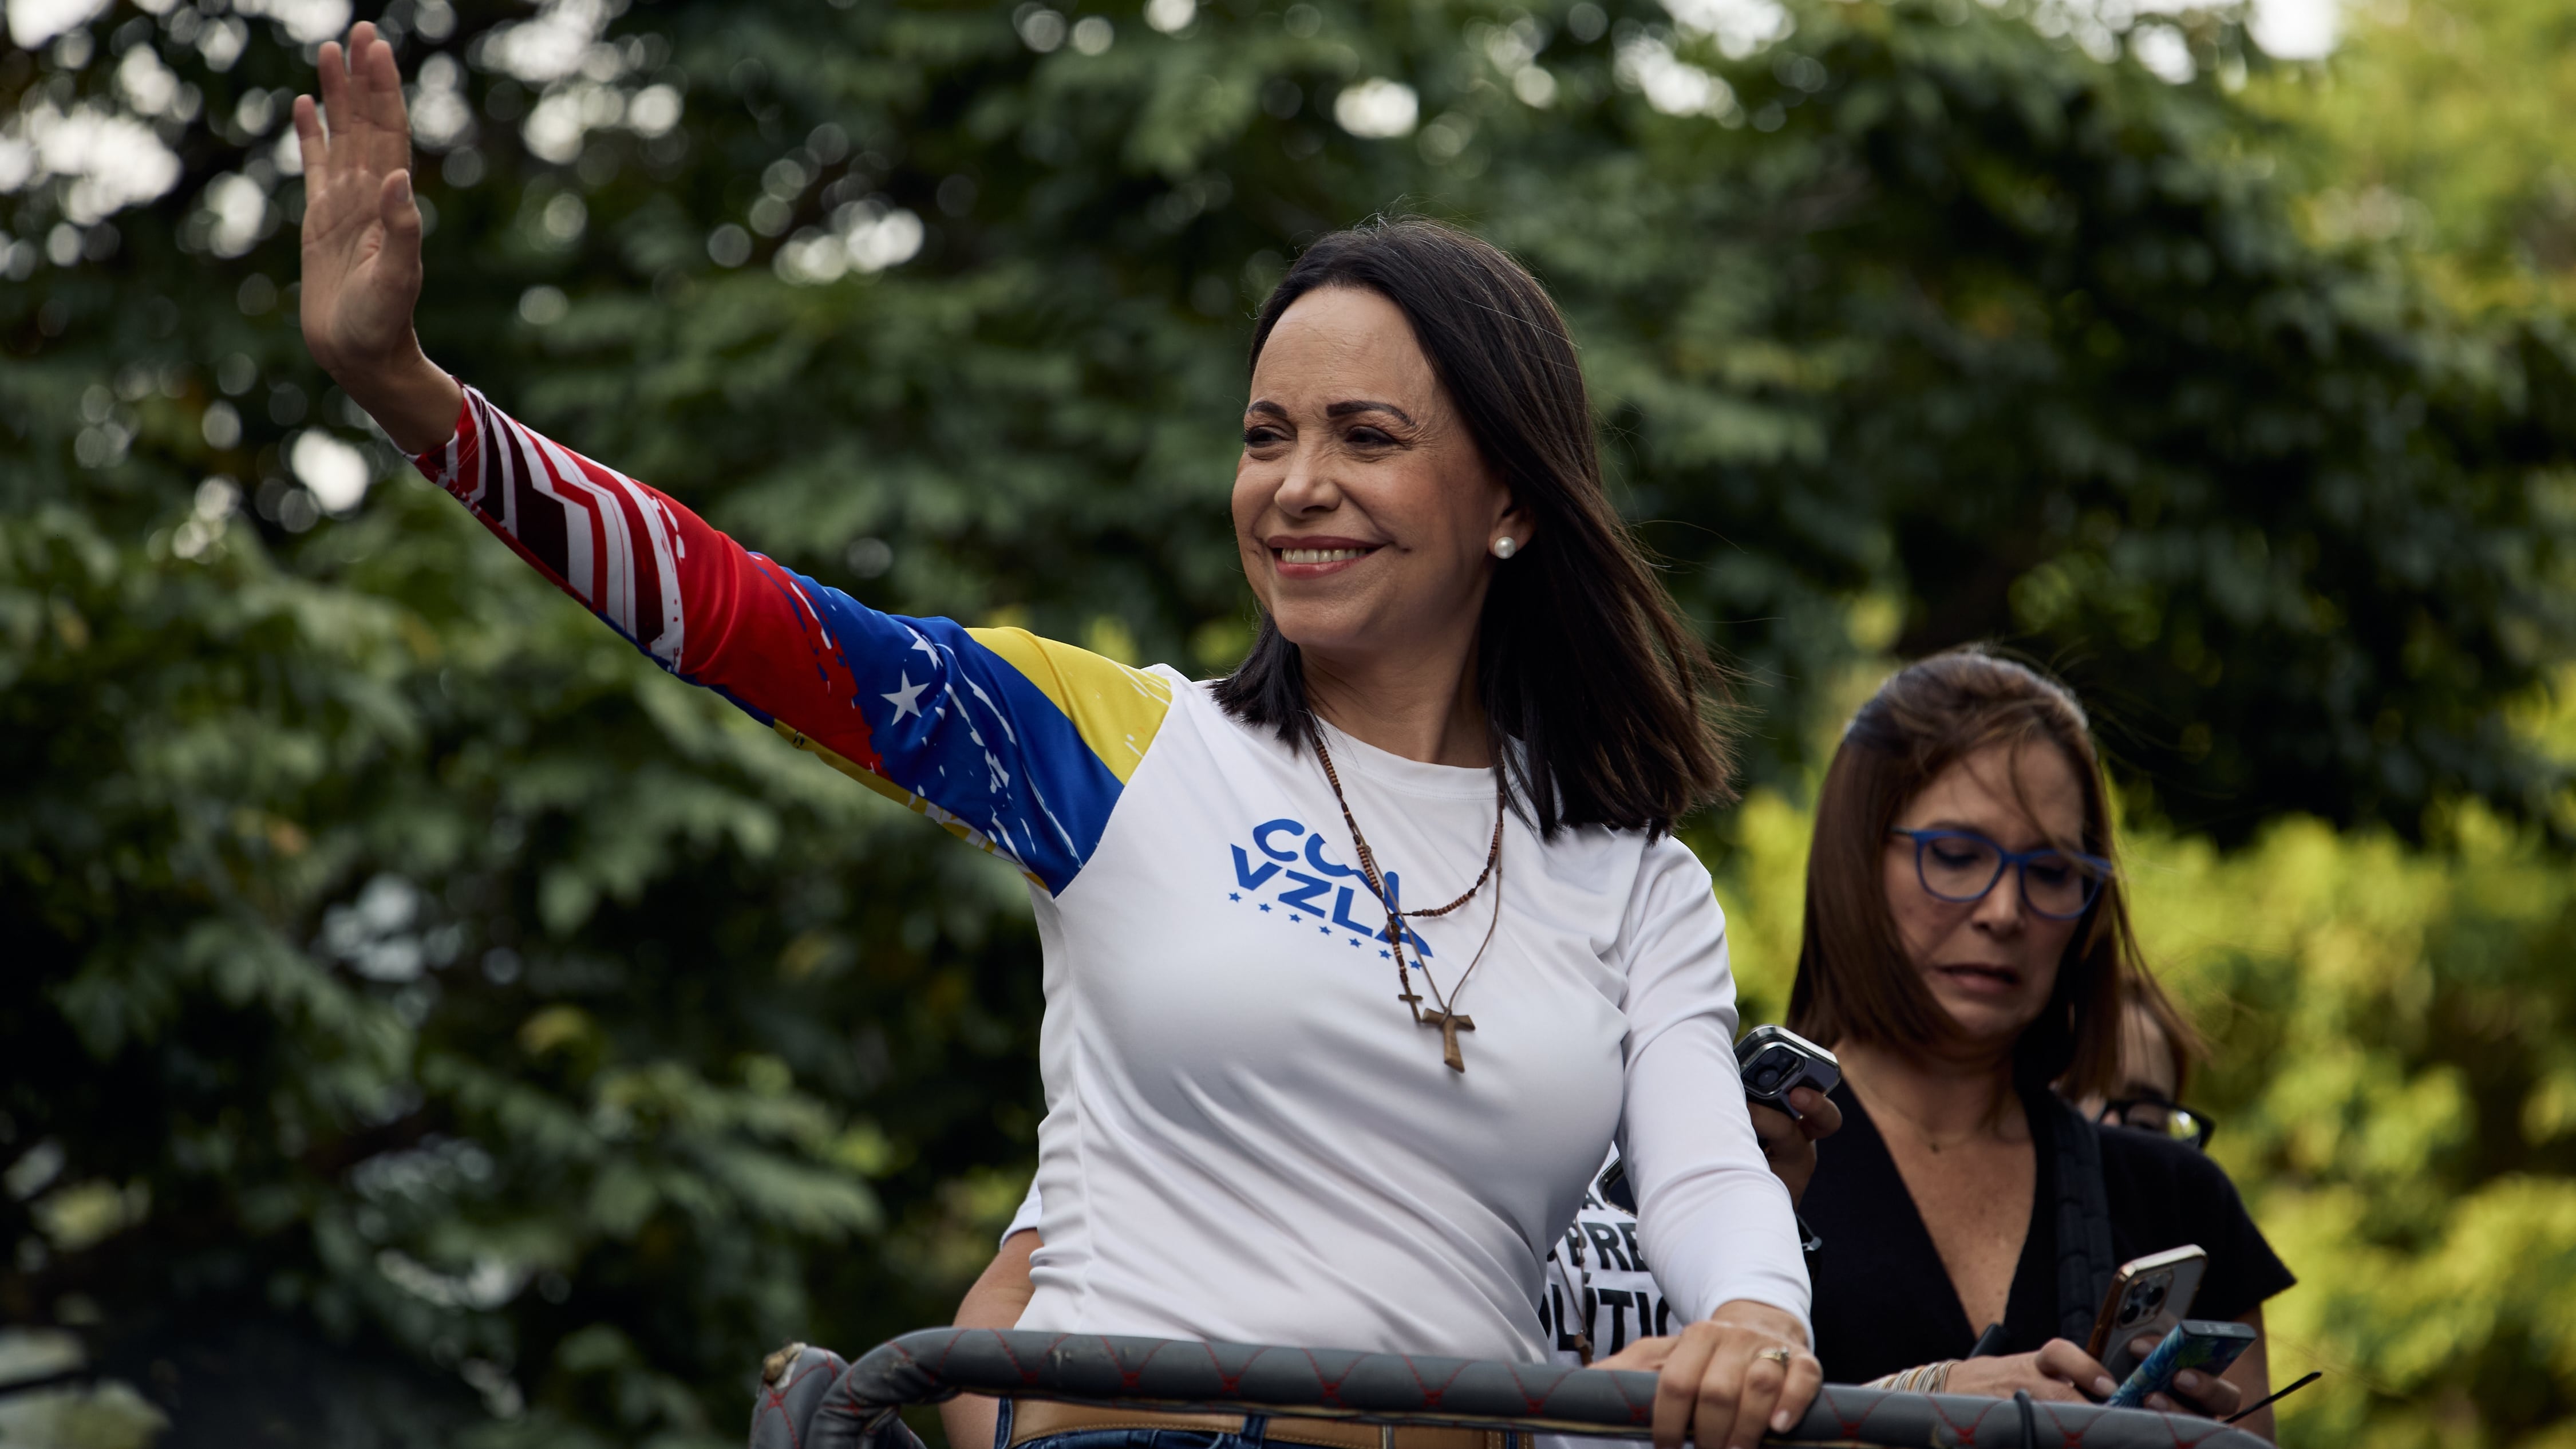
[2041,1090,2120,1344]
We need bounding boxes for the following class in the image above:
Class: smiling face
[1881,740,2090,1056]
[1232,285,1528,672]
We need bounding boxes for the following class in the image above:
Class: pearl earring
[1491,536,1518,560]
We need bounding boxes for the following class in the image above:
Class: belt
[1006,1399,1512,1449]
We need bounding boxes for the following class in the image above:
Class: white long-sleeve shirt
[410,389,1807,1363]
[1013,1147,1682,1364]
[1013,691,1806,1359]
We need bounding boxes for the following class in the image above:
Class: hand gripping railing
[749,1328,2269,1449]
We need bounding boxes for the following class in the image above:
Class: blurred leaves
[2251,0,2576,318]
[3,0,2574,1444]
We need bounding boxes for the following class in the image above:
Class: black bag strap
[2045,1091,2119,1344]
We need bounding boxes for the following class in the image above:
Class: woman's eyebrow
[1915,818,2071,850]
[1325,398,1415,424]
[1245,400,1289,420]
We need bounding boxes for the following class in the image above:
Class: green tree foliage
[2250,0,2576,316]
[3,0,2572,1444]
[6,467,1046,1444]
[1463,12,2576,835]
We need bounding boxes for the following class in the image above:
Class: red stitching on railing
[997,1331,1041,1387]
[1327,1348,1360,1400]
[1812,1384,1869,1435]
[1417,1356,1472,1409]
[1924,1393,1985,1447]
[1504,1361,1548,1414]
[1291,1347,1337,1408]
[1394,1349,1430,1400]
[2037,1396,2088,1449]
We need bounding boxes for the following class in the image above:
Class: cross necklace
[1313,725,1506,1073]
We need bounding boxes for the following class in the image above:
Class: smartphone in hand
[2087,1245,2207,1379]
[1735,1025,1840,1119]
[2105,1320,2257,1410]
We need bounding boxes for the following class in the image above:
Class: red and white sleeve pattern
[406,384,897,768]
[408,386,1155,894]
[413,384,702,670]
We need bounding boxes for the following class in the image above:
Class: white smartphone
[2085,1245,2207,1380]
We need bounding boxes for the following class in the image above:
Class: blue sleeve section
[794,574,1129,895]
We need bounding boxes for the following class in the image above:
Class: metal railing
[750,1328,2270,1449]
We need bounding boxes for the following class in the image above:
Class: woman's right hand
[1748,1087,1842,1206]
[1603,1304,1822,1449]
[294,22,463,452]
[1942,1339,2120,1403]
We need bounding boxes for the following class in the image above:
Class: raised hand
[294,22,462,453]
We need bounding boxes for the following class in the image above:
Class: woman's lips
[1269,538,1381,579]
[1935,964,2022,997]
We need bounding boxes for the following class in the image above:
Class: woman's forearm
[331,339,462,454]
[957,1229,1041,1328]
[939,1230,1042,1449]
[1709,1298,1809,1348]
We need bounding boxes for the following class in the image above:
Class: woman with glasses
[1769,650,2293,1435]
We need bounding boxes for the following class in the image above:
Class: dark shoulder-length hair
[1212,217,1735,837]
[1785,647,2143,1100]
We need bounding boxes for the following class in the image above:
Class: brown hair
[1214,218,1736,838]
[1786,647,2141,1100]
[2123,970,2206,1100]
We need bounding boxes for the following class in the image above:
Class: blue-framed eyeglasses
[1890,828,2112,921]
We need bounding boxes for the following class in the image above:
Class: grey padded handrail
[749,1328,2270,1449]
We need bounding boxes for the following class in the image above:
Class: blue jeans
[994,1399,1242,1449]
[994,1401,1522,1449]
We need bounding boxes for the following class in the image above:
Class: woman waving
[297,27,1815,1449]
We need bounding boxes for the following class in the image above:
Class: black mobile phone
[1735,1025,1840,1118]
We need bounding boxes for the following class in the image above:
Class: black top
[1803,1080,2296,1385]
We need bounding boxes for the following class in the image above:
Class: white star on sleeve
[882,673,929,721]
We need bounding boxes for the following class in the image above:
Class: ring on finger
[1756,1348,1792,1365]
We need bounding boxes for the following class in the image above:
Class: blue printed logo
[1224,817,1433,958]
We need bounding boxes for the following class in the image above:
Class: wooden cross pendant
[1395,979,1427,1024]
[1422,1009,1475,1073]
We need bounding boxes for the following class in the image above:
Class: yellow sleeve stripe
[965,626,1175,785]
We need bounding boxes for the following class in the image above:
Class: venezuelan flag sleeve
[412,385,1171,894]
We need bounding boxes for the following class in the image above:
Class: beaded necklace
[1313,725,1506,1073]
